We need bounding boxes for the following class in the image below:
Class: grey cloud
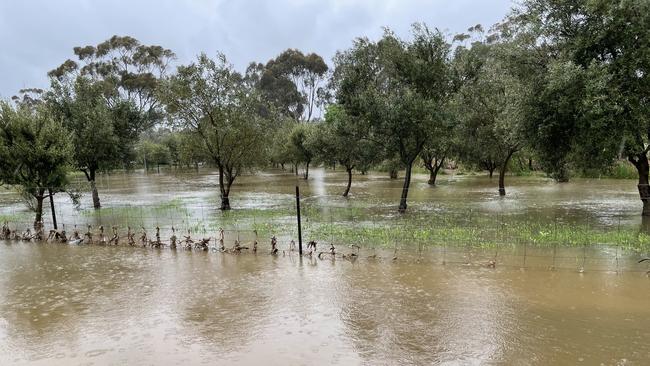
[0,0,513,98]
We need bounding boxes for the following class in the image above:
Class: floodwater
[0,244,649,365]
[0,167,646,230]
[1,169,649,365]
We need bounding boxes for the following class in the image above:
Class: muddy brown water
[1,169,650,364]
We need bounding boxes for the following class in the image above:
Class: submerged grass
[13,194,648,253]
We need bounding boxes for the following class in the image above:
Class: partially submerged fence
[2,196,650,274]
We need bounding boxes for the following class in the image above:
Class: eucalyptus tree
[0,102,72,228]
[47,35,175,208]
[334,25,453,212]
[158,53,267,210]
[511,0,650,214]
[260,49,329,121]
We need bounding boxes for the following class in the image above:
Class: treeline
[1,0,649,226]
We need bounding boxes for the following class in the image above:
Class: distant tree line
[1,0,649,225]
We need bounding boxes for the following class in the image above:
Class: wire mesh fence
[2,194,650,274]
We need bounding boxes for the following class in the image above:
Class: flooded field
[1,169,650,364]
[0,244,649,365]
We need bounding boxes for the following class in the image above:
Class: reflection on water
[0,244,649,365]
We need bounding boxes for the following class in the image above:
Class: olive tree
[454,35,529,196]
[0,102,72,228]
[334,25,453,212]
[312,105,380,196]
[512,0,650,214]
[158,53,267,210]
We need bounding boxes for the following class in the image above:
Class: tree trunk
[488,166,495,178]
[218,164,231,210]
[90,180,100,209]
[389,169,398,179]
[426,157,445,186]
[430,162,443,186]
[48,188,57,230]
[343,167,353,197]
[499,151,515,196]
[34,190,45,229]
[84,168,101,209]
[303,161,310,179]
[528,158,533,171]
[629,152,650,216]
[398,163,413,213]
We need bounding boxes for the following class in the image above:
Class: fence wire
[2,194,650,274]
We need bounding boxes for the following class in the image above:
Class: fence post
[296,186,303,256]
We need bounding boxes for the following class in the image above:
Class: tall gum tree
[159,53,266,210]
[48,35,175,209]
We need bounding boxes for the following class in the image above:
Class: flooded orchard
[1,169,650,365]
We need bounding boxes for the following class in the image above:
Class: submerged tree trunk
[34,189,45,229]
[431,158,444,186]
[424,156,445,186]
[499,151,516,196]
[398,162,414,213]
[83,168,101,209]
[488,166,495,178]
[389,169,398,179]
[629,152,650,216]
[303,161,310,180]
[343,167,353,197]
[48,188,57,230]
[218,163,231,210]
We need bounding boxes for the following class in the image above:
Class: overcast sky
[0,0,514,98]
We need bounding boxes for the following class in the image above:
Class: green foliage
[257,49,329,121]
[0,102,72,224]
[158,53,268,209]
[333,24,453,210]
[512,0,650,185]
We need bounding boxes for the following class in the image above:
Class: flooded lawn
[0,169,649,364]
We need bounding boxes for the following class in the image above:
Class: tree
[158,53,267,210]
[47,36,174,208]
[454,33,528,196]
[333,25,453,212]
[312,105,380,196]
[137,140,170,173]
[0,102,72,228]
[512,0,650,214]
[47,78,118,208]
[287,122,317,179]
[259,49,328,121]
